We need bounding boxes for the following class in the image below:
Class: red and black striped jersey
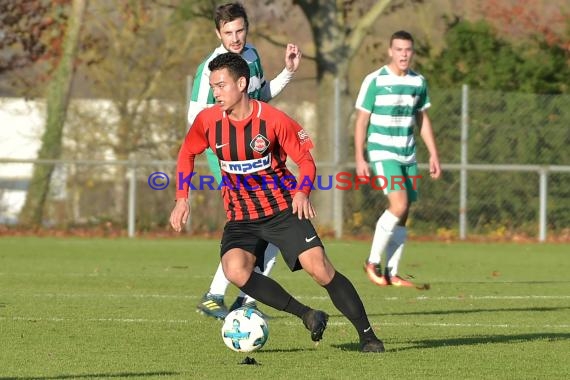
[176,100,315,221]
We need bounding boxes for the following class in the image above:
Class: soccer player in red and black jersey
[170,52,385,352]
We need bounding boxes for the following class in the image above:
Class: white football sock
[208,262,230,296]
[242,243,279,304]
[386,226,407,276]
[367,210,399,264]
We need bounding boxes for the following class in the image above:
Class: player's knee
[301,251,335,285]
[222,258,255,287]
[225,268,252,287]
[311,265,335,286]
[388,203,409,218]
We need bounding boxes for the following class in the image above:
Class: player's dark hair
[208,52,250,90]
[215,2,249,32]
[390,30,414,46]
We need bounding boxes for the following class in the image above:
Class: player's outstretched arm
[264,44,302,100]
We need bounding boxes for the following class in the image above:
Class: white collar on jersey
[222,100,263,119]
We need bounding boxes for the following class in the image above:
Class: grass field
[0,237,569,379]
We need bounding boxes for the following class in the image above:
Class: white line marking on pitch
[32,293,199,299]
[3,316,189,324]
[26,294,570,301]
[326,321,570,329]
[2,316,568,329]
[414,295,570,300]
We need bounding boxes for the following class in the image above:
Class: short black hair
[208,52,250,90]
[214,2,249,31]
[390,30,414,46]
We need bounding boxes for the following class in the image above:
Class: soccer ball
[221,307,269,352]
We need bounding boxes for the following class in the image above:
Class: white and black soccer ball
[221,307,269,352]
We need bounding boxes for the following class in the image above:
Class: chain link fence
[1,85,569,241]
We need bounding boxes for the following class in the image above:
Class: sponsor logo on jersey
[220,153,272,174]
[250,134,270,154]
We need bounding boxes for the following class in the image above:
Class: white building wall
[0,98,45,223]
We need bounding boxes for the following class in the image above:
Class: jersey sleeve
[274,111,316,196]
[354,72,376,113]
[266,68,294,100]
[416,76,431,112]
[176,112,210,199]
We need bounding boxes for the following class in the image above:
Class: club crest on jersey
[297,129,310,144]
[250,134,270,154]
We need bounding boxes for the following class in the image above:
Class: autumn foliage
[0,0,72,77]
[481,0,569,49]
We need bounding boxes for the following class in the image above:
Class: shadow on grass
[397,332,570,351]
[0,371,180,380]
[333,332,570,352]
[332,342,362,352]
[259,347,306,353]
[324,306,570,320]
[368,305,570,317]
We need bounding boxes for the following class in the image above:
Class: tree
[64,0,197,224]
[481,0,569,48]
[479,0,570,94]
[19,0,87,227]
[0,0,71,96]
[414,18,570,235]
[424,21,522,91]
[277,1,400,224]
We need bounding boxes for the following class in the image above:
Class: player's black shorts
[220,209,323,271]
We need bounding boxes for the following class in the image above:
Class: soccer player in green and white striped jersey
[189,2,302,319]
[354,30,441,288]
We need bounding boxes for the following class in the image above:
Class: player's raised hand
[285,43,301,73]
[291,192,316,220]
[170,199,189,232]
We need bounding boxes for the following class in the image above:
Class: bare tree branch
[254,31,316,61]
[346,0,392,58]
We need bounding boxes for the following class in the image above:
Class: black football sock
[324,271,378,342]
[239,271,310,318]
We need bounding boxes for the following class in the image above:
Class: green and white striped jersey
[355,65,430,164]
[187,43,269,124]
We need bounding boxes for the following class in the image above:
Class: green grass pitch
[0,237,569,379]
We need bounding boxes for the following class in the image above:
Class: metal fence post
[459,84,469,240]
[127,160,136,238]
[538,167,548,242]
[333,77,343,238]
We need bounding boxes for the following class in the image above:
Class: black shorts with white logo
[220,209,323,271]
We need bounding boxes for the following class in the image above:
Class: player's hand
[429,155,442,179]
[291,192,316,220]
[170,199,189,232]
[285,43,301,73]
[355,158,370,177]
